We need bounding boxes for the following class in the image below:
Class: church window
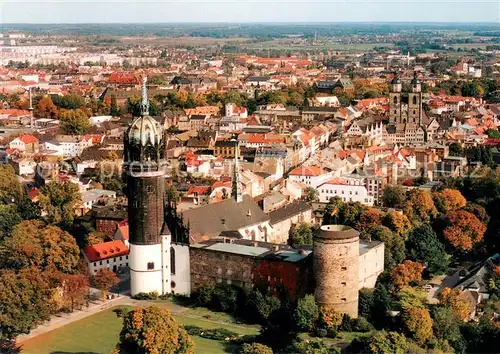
[413,110,416,115]
[170,247,176,275]
[413,96,417,105]
[147,262,155,270]
[394,110,397,115]
[393,96,398,105]
[147,185,154,193]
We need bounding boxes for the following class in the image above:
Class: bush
[200,328,239,340]
[158,293,172,300]
[315,328,328,338]
[239,342,274,354]
[353,316,374,332]
[184,325,202,336]
[112,307,130,318]
[132,291,159,300]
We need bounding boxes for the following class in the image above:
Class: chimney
[247,209,252,217]
[273,245,280,252]
[298,249,305,255]
[221,218,226,224]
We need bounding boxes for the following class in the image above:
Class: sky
[0,0,498,24]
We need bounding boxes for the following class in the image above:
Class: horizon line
[0,21,498,25]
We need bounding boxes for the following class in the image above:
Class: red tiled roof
[289,165,324,177]
[27,187,39,201]
[83,240,129,262]
[187,185,211,195]
[116,225,129,241]
[18,134,39,144]
[324,178,348,185]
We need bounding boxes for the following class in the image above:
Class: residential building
[82,240,129,275]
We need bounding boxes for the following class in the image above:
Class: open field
[20,305,259,354]
[247,39,395,51]
[119,36,251,46]
[449,43,492,50]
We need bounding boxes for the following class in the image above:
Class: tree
[61,273,89,312]
[402,307,433,344]
[288,222,313,247]
[485,128,500,139]
[406,225,449,276]
[115,306,194,354]
[59,109,91,135]
[283,339,340,354]
[369,226,405,270]
[431,306,464,352]
[382,211,412,238]
[246,290,281,324]
[0,220,80,274]
[0,205,21,241]
[391,260,424,289]
[304,187,319,202]
[338,202,366,227]
[0,165,22,204]
[382,186,406,208]
[461,82,480,97]
[397,286,428,310]
[433,189,466,213]
[449,142,463,156]
[294,294,319,332]
[110,94,120,116]
[37,96,58,118]
[441,210,486,250]
[404,189,437,223]
[355,208,382,239]
[91,268,120,296]
[319,306,342,331]
[345,331,415,354]
[239,343,273,354]
[0,267,54,340]
[438,287,473,321]
[17,198,42,221]
[38,181,81,226]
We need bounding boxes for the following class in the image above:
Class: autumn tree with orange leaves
[391,260,424,289]
[438,287,473,321]
[37,96,58,119]
[355,208,382,238]
[61,273,89,312]
[433,189,466,213]
[382,211,413,238]
[404,189,438,223]
[319,306,343,330]
[441,210,486,251]
[402,307,434,344]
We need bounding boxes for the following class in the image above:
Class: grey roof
[93,203,128,220]
[247,76,271,82]
[181,194,270,239]
[205,242,270,256]
[269,201,312,225]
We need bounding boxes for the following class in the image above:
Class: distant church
[386,72,429,144]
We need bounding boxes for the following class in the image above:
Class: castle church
[386,72,429,144]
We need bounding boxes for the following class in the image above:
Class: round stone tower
[313,225,360,318]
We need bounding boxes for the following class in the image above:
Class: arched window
[170,247,175,275]
[413,96,417,105]
[393,96,398,105]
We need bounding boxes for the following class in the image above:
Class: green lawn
[20,306,259,354]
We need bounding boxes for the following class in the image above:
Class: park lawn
[21,306,259,354]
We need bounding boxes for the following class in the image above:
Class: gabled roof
[83,240,129,262]
[16,134,39,144]
[289,165,324,177]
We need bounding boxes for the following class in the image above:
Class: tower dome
[126,115,163,149]
[123,76,166,168]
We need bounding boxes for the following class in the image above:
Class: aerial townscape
[0,4,500,354]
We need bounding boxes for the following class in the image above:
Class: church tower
[408,72,422,125]
[124,76,172,296]
[389,74,402,124]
